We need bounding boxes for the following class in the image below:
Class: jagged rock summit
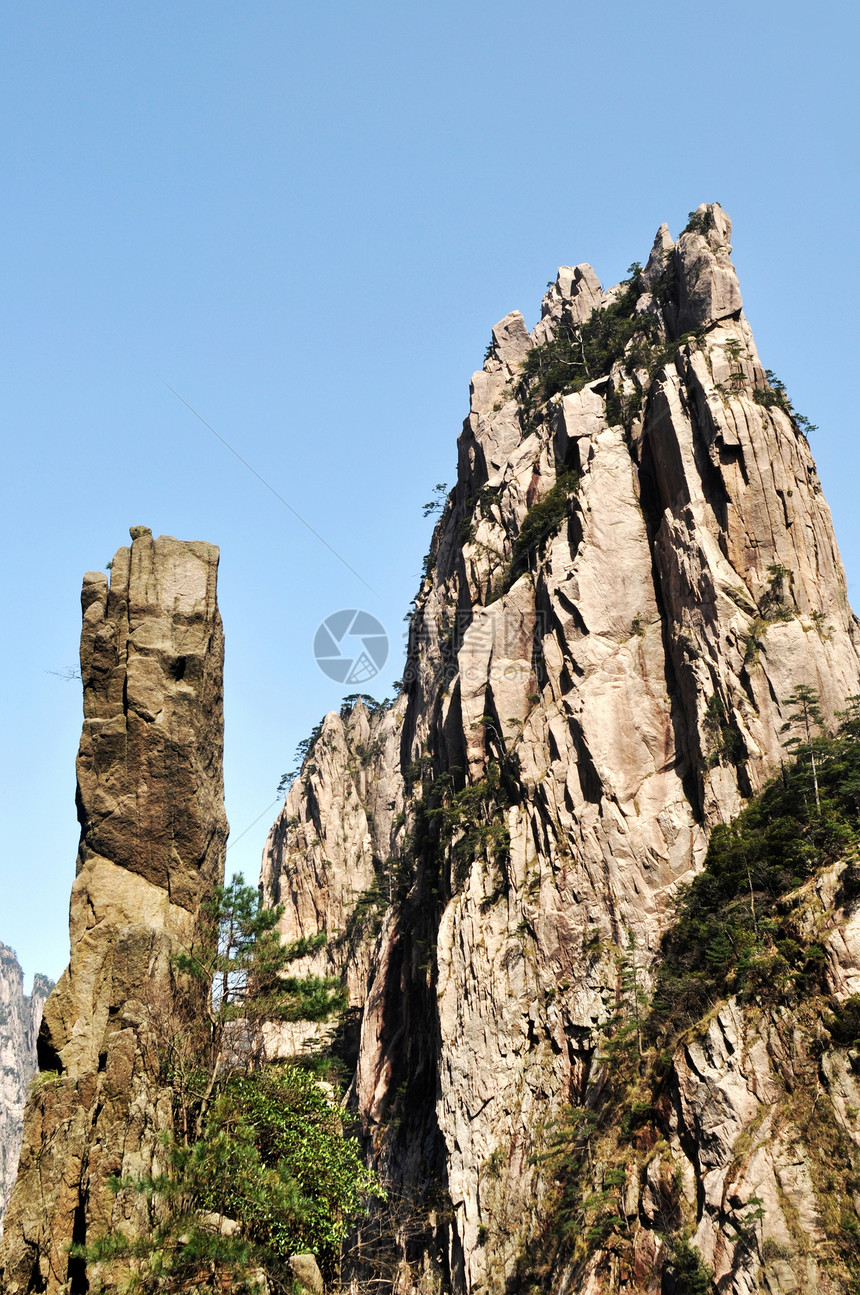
[0,528,227,1293]
[262,205,860,1293]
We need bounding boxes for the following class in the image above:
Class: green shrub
[703,692,745,768]
[604,383,644,428]
[76,877,366,1292]
[754,371,818,437]
[667,1236,715,1293]
[489,468,580,601]
[441,758,512,886]
[651,705,860,1038]
[829,995,860,1048]
[79,1065,379,1291]
[218,1065,378,1261]
[517,273,654,420]
[511,470,580,572]
[682,207,717,237]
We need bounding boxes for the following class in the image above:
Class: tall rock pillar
[0,528,227,1294]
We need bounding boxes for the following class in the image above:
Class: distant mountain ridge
[0,945,51,1228]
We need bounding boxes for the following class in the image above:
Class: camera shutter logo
[313,610,389,684]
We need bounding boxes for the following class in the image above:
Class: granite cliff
[0,948,51,1229]
[0,528,227,1293]
[262,205,860,1292]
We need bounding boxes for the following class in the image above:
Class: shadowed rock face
[0,529,227,1294]
[0,950,51,1229]
[262,206,860,1293]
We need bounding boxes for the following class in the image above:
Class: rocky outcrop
[263,698,406,1009]
[262,205,860,1292]
[260,698,406,1058]
[0,949,51,1229]
[0,528,227,1294]
[559,858,860,1295]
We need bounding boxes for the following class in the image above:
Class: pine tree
[76,877,367,1293]
[780,685,825,813]
[174,875,345,1138]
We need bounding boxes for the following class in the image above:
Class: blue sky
[2,1,858,984]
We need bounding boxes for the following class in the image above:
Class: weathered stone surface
[554,878,860,1295]
[673,202,743,334]
[261,698,405,1027]
[0,950,51,1230]
[263,207,860,1293]
[532,263,603,345]
[289,1252,325,1294]
[0,529,227,1293]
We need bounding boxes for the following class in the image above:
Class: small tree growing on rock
[76,879,370,1293]
[172,875,345,1138]
[781,685,825,814]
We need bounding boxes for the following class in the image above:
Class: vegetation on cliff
[516,269,650,422]
[520,695,860,1294]
[232,206,860,1295]
[653,693,860,1037]
[83,1065,377,1293]
[79,879,377,1293]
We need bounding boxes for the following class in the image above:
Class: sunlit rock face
[0,529,227,1294]
[263,206,860,1293]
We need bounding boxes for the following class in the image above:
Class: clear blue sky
[2,1,858,984]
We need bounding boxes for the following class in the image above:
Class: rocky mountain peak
[263,206,860,1293]
[533,262,603,342]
